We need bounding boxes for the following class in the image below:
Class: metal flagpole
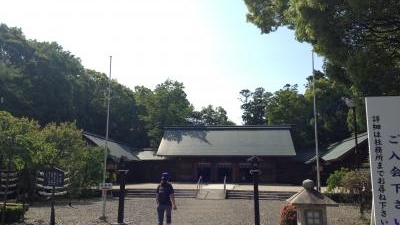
[101,56,112,220]
[312,51,321,191]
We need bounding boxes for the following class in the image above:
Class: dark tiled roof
[322,133,368,162]
[157,125,296,156]
[83,133,139,161]
[297,150,326,164]
[83,133,164,161]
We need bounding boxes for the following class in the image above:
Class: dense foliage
[189,105,235,126]
[326,169,371,214]
[326,167,349,192]
[242,0,400,152]
[342,170,372,214]
[239,73,353,150]
[239,87,269,125]
[244,0,400,97]
[0,24,233,149]
[0,111,102,197]
[134,80,194,147]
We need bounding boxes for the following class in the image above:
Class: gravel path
[20,197,365,225]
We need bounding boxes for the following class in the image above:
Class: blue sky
[1,0,323,124]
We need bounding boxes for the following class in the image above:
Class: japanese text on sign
[366,96,400,225]
[44,169,65,187]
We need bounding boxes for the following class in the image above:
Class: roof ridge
[163,125,293,130]
[326,132,368,149]
[83,131,136,150]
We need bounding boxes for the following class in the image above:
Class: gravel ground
[19,197,365,225]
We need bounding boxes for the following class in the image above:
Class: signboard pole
[50,185,55,225]
[42,167,65,225]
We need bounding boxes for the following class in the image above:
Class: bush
[341,170,371,194]
[326,167,349,192]
[0,203,26,223]
[279,203,297,225]
[342,170,372,214]
[326,169,372,214]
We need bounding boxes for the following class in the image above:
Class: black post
[50,185,55,225]
[117,158,129,225]
[247,156,262,225]
[251,170,260,225]
[117,171,127,224]
[352,107,359,170]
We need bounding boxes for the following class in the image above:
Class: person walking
[156,172,177,225]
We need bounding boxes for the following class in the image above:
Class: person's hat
[161,172,169,180]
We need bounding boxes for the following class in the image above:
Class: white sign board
[99,182,113,190]
[366,96,400,225]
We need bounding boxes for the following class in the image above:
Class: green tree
[107,81,144,147]
[0,25,145,147]
[0,24,34,68]
[74,70,144,147]
[266,84,314,149]
[239,87,270,125]
[243,0,400,96]
[70,70,108,137]
[0,26,33,117]
[326,167,350,192]
[240,78,351,150]
[0,111,103,197]
[26,41,84,124]
[39,122,103,194]
[135,80,194,147]
[0,111,51,201]
[304,72,351,146]
[0,23,85,124]
[189,105,235,125]
[342,170,371,214]
[0,111,42,169]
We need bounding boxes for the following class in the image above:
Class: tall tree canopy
[266,84,314,149]
[239,87,270,125]
[0,23,233,148]
[135,80,194,147]
[304,72,351,146]
[240,76,351,151]
[189,105,235,126]
[0,24,84,122]
[243,0,400,96]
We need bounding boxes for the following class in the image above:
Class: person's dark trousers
[157,204,172,225]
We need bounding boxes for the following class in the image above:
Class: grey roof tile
[83,133,139,161]
[322,133,368,162]
[157,126,296,156]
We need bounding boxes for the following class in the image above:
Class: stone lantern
[287,179,338,225]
